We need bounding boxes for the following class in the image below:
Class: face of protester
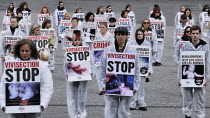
[17,13,23,18]
[10,18,18,28]
[185,28,191,36]
[64,14,70,20]
[137,31,144,40]
[42,8,48,14]
[9,4,14,8]
[99,7,103,13]
[7,10,13,16]
[126,6,131,11]
[107,7,112,12]
[23,4,27,9]
[59,3,64,8]
[109,22,115,26]
[100,24,107,33]
[46,22,51,28]
[73,38,82,46]
[116,33,127,44]
[124,11,128,18]
[155,11,160,17]
[181,18,187,23]
[77,9,82,13]
[71,19,78,27]
[191,30,200,42]
[181,6,186,12]
[185,10,190,17]
[89,15,94,21]
[33,27,40,35]
[205,7,209,12]
[143,20,150,29]
[20,44,32,60]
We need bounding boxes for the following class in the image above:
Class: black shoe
[98,91,103,95]
[152,62,157,66]
[156,62,162,66]
[185,115,191,118]
[130,107,137,110]
[139,107,147,111]
[58,40,62,43]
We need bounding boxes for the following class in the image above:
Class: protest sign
[2,16,11,32]
[28,36,49,62]
[55,11,65,25]
[3,36,21,57]
[65,46,92,81]
[105,12,115,21]
[105,52,136,96]
[93,40,111,66]
[82,22,96,42]
[151,21,165,41]
[37,14,49,26]
[4,61,41,113]
[181,51,205,87]
[73,13,85,22]
[117,18,132,34]
[40,29,55,51]
[136,46,151,77]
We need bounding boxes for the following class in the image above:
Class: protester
[173,14,192,47]
[65,33,93,118]
[174,26,191,66]
[184,8,195,26]
[54,1,67,25]
[149,7,166,66]
[85,12,95,22]
[94,22,114,95]
[0,39,53,118]
[125,4,136,28]
[99,27,140,118]
[140,18,158,63]
[29,24,41,36]
[130,28,153,111]
[174,5,186,26]
[179,26,209,118]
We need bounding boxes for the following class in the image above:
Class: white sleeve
[173,26,178,47]
[99,47,108,90]
[174,12,179,26]
[174,41,181,63]
[40,62,53,109]
[152,30,158,52]
[0,72,6,109]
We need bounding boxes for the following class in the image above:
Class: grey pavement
[1,0,210,118]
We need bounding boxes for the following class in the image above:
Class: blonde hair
[29,24,41,35]
[63,12,71,20]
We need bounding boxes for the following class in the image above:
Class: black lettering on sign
[66,51,90,61]
[5,68,39,82]
[107,61,135,73]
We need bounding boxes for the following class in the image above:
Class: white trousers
[130,77,146,108]
[153,41,164,63]
[104,95,132,118]
[181,87,205,118]
[67,81,88,118]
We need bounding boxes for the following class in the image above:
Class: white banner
[4,61,41,113]
[65,47,92,81]
[181,51,205,87]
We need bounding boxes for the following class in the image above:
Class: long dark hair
[184,8,192,20]
[135,28,145,45]
[106,5,112,13]
[202,5,209,12]
[14,39,39,59]
[96,5,104,15]
[150,7,162,20]
[181,26,191,41]
[85,12,94,22]
[121,10,128,18]
[42,19,51,29]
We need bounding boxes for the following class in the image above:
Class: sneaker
[139,107,147,111]
[98,91,104,95]
[185,115,191,118]
[130,107,137,110]
[156,62,162,66]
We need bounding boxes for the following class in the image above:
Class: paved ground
[1,0,210,118]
